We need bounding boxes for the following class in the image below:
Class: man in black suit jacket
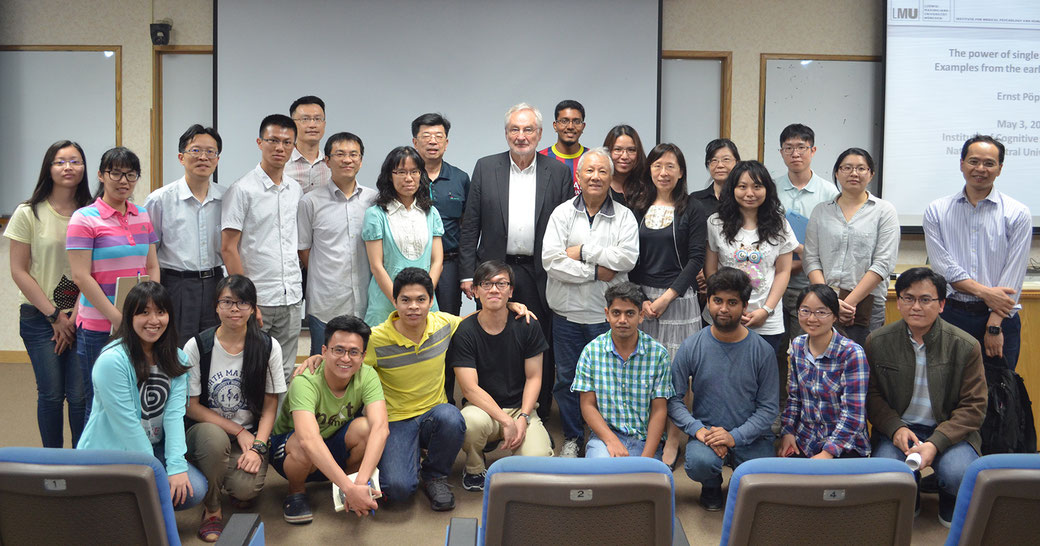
[459,102,574,422]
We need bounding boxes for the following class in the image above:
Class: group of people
[7,94,1031,539]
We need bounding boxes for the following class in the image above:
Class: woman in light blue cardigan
[77,281,206,510]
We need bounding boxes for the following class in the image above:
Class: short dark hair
[411,113,451,138]
[960,134,1005,165]
[604,282,646,308]
[779,123,815,146]
[796,284,840,317]
[704,138,741,168]
[289,95,325,116]
[706,267,752,305]
[832,147,874,181]
[258,114,297,140]
[323,131,364,158]
[95,147,141,199]
[895,267,948,302]
[393,267,434,300]
[473,260,514,287]
[324,314,372,350]
[178,124,222,154]
[554,100,585,120]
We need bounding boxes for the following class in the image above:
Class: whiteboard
[0,48,118,215]
[160,53,213,186]
[760,57,882,194]
[661,57,723,190]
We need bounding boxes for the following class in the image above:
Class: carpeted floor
[0,360,950,545]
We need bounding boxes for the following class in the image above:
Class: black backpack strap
[195,326,218,406]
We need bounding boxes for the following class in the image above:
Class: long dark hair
[215,275,271,419]
[374,146,433,212]
[113,282,186,385]
[602,124,647,201]
[633,143,689,219]
[25,140,93,219]
[715,160,786,245]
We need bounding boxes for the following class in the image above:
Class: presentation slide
[884,0,1040,226]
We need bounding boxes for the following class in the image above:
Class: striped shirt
[539,144,585,195]
[364,311,463,422]
[66,198,157,332]
[285,147,331,195]
[901,333,937,427]
[781,331,871,457]
[571,330,675,440]
[923,188,1031,311]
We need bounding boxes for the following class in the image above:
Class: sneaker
[560,438,580,458]
[699,485,724,512]
[462,470,487,492]
[282,493,313,524]
[423,476,456,511]
[938,491,955,528]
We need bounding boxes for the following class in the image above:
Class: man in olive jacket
[864,267,986,528]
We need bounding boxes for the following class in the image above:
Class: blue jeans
[153,442,208,511]
[76,326,112,424]
[377,403,465,503]
[684,434,775,488]
[20,305,86,447]
[586,430,663,459]
[306,315,326,356]
[553,315,610,440]
[873,425,979,497]
[941,305,1021,371]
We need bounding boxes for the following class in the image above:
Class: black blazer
[459,151,574,282]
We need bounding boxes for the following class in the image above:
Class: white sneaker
[560,439,580,458]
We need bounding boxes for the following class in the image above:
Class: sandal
[198,514,223,543]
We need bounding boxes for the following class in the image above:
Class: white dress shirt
[144,176,225,271]
[506,156,537,255]
[284,147,331,195]
[387,199,431,260]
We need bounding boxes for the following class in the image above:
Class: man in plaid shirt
[572,282,674,459]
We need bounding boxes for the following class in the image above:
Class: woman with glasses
[363,146,443,326]
[184,275,286,542]
[691,139,742,298]
[67,147,160,421]
[704,161,798,350]
[803,148,899,345]
[628,143,705,469]
[602,125,647,208]
[6,140,93,447]
[777,284,870,459]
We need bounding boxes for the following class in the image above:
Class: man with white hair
[459,103,573,422]
[542,147,639,456]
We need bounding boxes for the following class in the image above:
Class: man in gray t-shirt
[668,267,778,512]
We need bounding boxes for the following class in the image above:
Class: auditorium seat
[445,456,688,546]
[720,457,916,546]
[945,453,1040,546]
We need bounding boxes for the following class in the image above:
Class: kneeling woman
[778,284,870,458]
[185,275,286,541]
[77,282,206,508]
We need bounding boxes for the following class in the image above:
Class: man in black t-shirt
[447,260,554,492]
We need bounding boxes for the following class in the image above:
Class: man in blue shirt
[669,267,778,511]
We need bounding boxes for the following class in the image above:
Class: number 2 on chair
[570,489,593,501]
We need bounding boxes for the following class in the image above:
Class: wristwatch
[762,305,775,317]
[518,412,531,424]
[251,440,269,457]
[987,325,1002,336]
[45,308,61,324]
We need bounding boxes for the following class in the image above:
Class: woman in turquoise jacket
[77,281,206,510]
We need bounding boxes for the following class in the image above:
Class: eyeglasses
[52,159,83,168]
[392,169,421,177]
[650,162,680,172]
[708,157,735,166]
[328,346,363,359]
[293,116,325,124]
[555,118,584,127]
[508,127,538,136]
[261,138,294,147]
[104,170,139,182]
[217,299,252,310]
[838,165,870,175]
[898,295,939,306]
[780,145,811,156]
[417,132,446,142]
[185,148,219,158]
[611,146,638,157]
[798,308,833,319]
[964,158,999,169]
[478,280,512,290]
[331,151,362,160]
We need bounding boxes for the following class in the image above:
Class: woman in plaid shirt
[777,284,871,458]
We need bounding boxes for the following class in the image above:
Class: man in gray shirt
[668,267,778,512]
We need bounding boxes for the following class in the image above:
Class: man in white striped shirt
[923,135,1032,371]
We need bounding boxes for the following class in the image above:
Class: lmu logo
[893,7,919,19]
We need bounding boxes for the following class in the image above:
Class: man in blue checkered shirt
[571,282,675,459]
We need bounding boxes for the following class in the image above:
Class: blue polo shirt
[430,160,470,254]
